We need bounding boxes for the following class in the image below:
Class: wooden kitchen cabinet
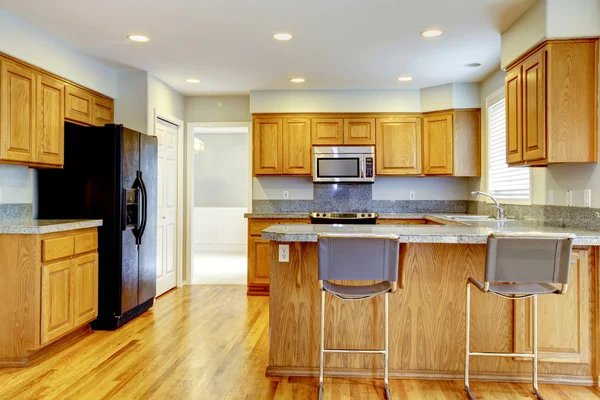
[0,228,99,366]
[375,117,422,175]
[505,39,598,166]
[514,248,592,363]
[0,58,37,164]
[65,84,93,125]
[247,218,309,295]
[282,117,311,175]
[312,117,343,145]
[92,95,114,127]
[422,109,480,176]
[36,74,65,166]
[253,117,311,176]
[344,118,375,145]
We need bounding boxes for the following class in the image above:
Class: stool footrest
[324,349,386,354]
[469,351,535,358]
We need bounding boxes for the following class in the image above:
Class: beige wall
[114,71,149,134]
[185,95,251,123]
[148,75,185,134]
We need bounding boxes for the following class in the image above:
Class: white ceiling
[0,0,535,96]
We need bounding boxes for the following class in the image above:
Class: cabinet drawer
[42,235,75,262]
[249,219,309,236]
[74,231,98,254]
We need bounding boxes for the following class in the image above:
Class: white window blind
[488,97,530,200]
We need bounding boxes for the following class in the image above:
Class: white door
[156,118,178,296]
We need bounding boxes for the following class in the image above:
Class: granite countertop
[261,217,600,246]
[0,219,103,235]
[245,212,461,220]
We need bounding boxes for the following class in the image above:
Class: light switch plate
[566,190,573,207]
[278,244,289,262]
[282,190,289,200]
[409,191,416,200]
[584,189,592,208]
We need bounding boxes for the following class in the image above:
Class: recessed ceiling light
[420,29,443,38]
[289,77,305,83]
[397,76,413,82]
[273,33,293,41]
[186,79,201,84]
[464,63,482,68]
[127,34,149,43]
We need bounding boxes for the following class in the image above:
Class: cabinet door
[41,259,74,345]
[506,66,523,164]
[65,85,92,125]
[92,96,114,126]
[375,117,422,175]
[73,253,99,326]
[36,74,65,166]
[283,117,311,175]
[253,118,283,175]
[514,248,591,363]
[423,114,453,175]
[344,118,375,145]
[312,118,343,145]
[522,49,547,162]
[248,236,271,287]
[0,59,36,163]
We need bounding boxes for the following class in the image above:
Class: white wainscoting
[193,207,248,252]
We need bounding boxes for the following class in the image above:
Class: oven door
[313,154,365,182]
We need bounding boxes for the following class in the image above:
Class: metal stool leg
[532,295,546,400]
[319,290,325,400]
[464,282,476,400]
[384,292,391,400]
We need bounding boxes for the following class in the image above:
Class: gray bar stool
[464,232,575,400]
[317,234,401,400]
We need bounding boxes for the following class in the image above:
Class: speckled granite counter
[261,218,600,246]
[0,219,103,235]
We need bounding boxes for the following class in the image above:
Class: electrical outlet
[584,189,592,208]
[566,190,573,207]
[547,190,554,205]
[409,191,416,200]
[278,244,290,262]
[283,190,289,200]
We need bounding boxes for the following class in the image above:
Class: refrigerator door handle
[137,171,149,245]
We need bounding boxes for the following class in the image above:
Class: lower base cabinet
[0,227,99,367]
[247,219,309,295]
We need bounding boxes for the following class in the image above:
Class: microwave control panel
[365,157,374,178]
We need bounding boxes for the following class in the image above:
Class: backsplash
[253,184,467,213]
[468,201,600,231]
[0,203,32,220]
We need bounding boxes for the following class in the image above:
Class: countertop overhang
[261,216,600,246]
[0,219,103,235]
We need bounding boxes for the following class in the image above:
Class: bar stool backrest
[318,237,400,282]
[485,233,575,285]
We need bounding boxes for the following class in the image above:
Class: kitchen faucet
[471,191,505,220]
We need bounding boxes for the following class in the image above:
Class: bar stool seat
[323,281,394,298]
[467,278,560,296]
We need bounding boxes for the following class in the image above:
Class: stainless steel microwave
[312,146,375,183]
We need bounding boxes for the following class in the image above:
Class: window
[487,92,530,202]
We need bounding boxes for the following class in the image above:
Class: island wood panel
[375,117,422,175]
[268,242,594,382]
[282,117,311,175]
[0,59,36,163]
[514,248,591,364]
[312,118,343,145]
[36,74,65,166]
[423,113,453,175]
[344,118,375,145]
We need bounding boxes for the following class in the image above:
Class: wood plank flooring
[1,285,599,399]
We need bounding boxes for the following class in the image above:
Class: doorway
[191,124,250,284]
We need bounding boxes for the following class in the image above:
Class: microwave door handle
[360,157,364,178]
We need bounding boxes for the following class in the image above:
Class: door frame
[153,109,185,289]
[184,121,252,285]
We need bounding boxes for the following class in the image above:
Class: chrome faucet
[471,191,505,220]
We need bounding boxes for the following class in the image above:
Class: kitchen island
[262,220,600,385]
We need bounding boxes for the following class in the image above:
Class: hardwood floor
[0,285,599,400]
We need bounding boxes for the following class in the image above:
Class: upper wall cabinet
[375,117,422,175]
[423,109,480,176]
[344,118,375,145]
[505,39,598,166]
[0,53,114,169]
[310,117,375,145]
[253,117,312,176]
[312,118,343,145]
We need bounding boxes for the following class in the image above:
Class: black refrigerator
[38,123,157,330]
